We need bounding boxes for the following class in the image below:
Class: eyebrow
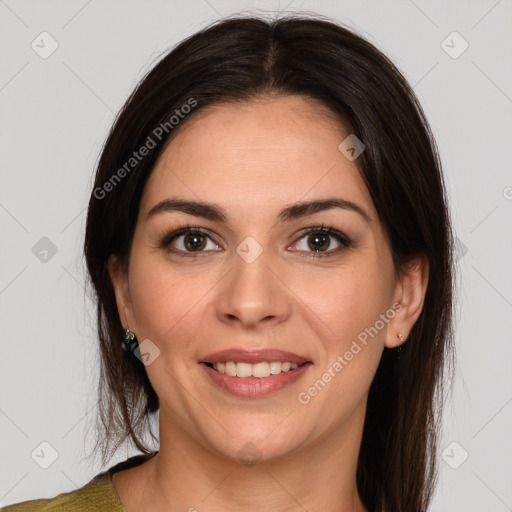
[146,197,371,224]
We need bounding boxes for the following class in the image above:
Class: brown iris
[307,233,330,252]
[184,233,207,251]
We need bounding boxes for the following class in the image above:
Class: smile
[199,348,312,397]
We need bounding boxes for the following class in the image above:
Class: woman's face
[109,95,422,463]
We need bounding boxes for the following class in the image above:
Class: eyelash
[157,223,353,259]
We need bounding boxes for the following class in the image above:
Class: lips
[198,348,312,397]
[199,349,310,366]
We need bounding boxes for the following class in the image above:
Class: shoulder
[1,474,124,512]
[1,452,157,512]
[1,497,51,511]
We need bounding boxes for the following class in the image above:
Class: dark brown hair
[84,12,455,512]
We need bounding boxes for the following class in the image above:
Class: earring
[122,327,139,354]
[395,332,405,362]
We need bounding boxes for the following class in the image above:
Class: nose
[215,247,292,329]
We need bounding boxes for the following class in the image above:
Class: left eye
[290,227,351,256]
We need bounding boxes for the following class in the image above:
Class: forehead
[140,95,375,222]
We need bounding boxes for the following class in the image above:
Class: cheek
[128,252,214,346]
[294,257,390,344]
[293,264,389,419]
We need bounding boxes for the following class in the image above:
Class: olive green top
[1,452,158,511]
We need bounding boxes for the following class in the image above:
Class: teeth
[269,361,281,374]
[212,361,301,378]
[236,362,253,378]
[253,362,270,378]
[225,361,237,377]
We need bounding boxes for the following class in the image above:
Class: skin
[108,94,429,512]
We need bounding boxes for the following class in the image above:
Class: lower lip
[200,362,312,398]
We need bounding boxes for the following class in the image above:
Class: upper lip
[199,349,310,365]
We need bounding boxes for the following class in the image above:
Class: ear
[385,253,429,349]
[107,254,136,331]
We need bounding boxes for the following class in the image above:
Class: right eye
[159,226,221,257]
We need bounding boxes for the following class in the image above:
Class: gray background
[1,0,511,510]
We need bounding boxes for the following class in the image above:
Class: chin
[199,419,307,466]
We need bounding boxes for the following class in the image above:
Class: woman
[3,12,455,512]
